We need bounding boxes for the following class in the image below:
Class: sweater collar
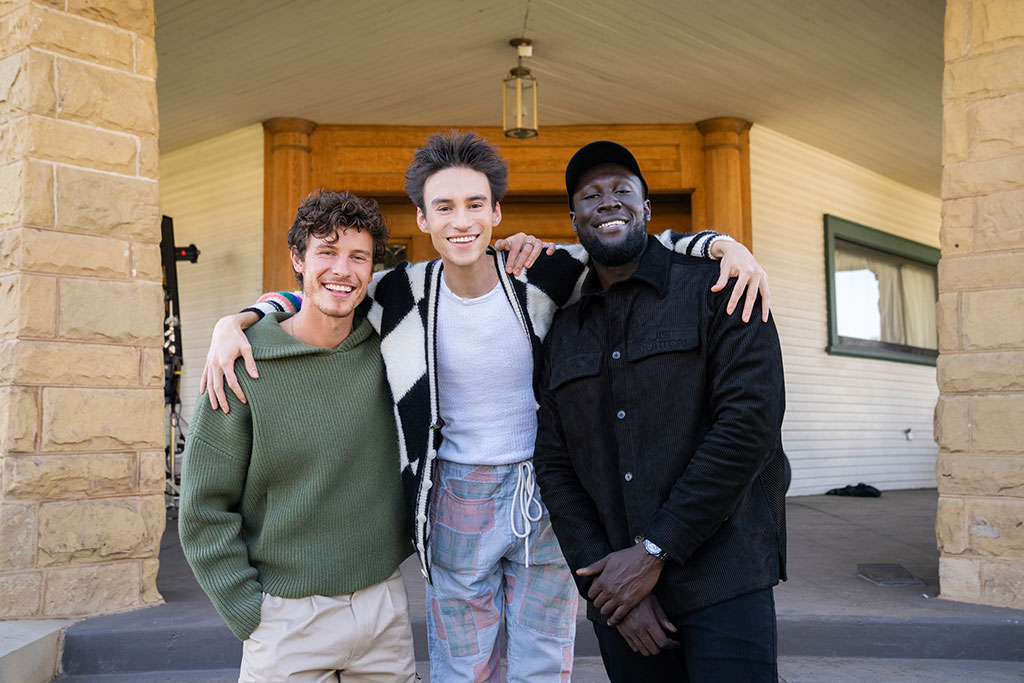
[247,312,374,359]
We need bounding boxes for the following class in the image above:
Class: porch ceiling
[155,0,944,195]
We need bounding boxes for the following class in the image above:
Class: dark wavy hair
[404,130,508,212]
[287,189,389,286]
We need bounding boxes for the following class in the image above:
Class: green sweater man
[179,312,411,641]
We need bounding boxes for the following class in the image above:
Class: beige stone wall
[937,0,1024,609]
[0,0,164,618]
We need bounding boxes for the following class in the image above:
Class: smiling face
[571,162,651,267]
[290,227,374,322]
[416,166,502,269]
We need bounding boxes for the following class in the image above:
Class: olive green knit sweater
[179,313,411,641]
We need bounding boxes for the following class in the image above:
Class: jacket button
[417,514,427,523]
[421,568,429,579]
[611,350,621,360]
[416,543,425,552]
[624,472,633,481]
[424,480,433,489]
[635,535,643,544]
[616,410,626,419]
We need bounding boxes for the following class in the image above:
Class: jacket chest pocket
[626,324,698,362]
[548,352,603,391]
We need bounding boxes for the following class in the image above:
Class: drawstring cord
[510,461,543,567]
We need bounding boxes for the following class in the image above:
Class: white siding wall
[749,126,941,496]
[160,125,264,423]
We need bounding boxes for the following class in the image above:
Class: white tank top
[436,276,538,465]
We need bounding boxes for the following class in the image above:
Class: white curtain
[834,241,936,350]
[900,263,938,349]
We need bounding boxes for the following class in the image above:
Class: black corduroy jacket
[534,236,788,623]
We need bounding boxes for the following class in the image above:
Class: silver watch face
[643,539,663,556]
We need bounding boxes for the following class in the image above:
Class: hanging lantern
[503,38,538,139]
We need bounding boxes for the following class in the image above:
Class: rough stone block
[56,57,157,135]
[0,571,41,618]
[29,5,134,70]
[138,133,159,179]
[0,160,53,230]
[21,228,130,278]
[936,495,966,554]
[937,452,1024,497]
[41,387,163,451]
[967,498,1024,559]
[981,559,1024,609]
[939,555,982,602]
[0,338,140,386]
[976,189,1024,252]
[0,227,19,272]
[0,502,35,569]
[935,292,960,351]
[4,452,136,499]
[969,92,1024,161]
[971,0,1024,55]
[22,158,54,227]
[940,198,974,255]
[37,495,163,566]
[942,100,969,165]
[933,395,970,452]
[0,164,21,229]
[943,47,1024,102]
[942,156,1024,198]
[938,351,1024,393]
[28,116,137,176]
[0,6,30,60]
[134,34,156,78]
[67,0,154,36]
[131,241,161,281]
[939,252,1024,290]
[0,49,55,117]
[141,346,163,387]
[42,561,139,615]
[56,166,160,239]
[138,449,164,492]
[971,394,1024,453]
[0,385,38,453]
[962,289,1024,350]
[0,273,56,338]
[141,557,162,604]
[58,278,162,344]
[0,116,33,167]
[944,0,970,61]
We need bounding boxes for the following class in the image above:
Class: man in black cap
[533,141,787,681]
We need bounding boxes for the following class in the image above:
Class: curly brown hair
[287,189,389,286]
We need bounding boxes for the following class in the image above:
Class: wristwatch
[641,538,669,562]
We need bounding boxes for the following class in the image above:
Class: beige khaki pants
[239,569,417,683]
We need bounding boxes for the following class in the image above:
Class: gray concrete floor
[46,489,1024,681]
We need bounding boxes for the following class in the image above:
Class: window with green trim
[824,215,939,366]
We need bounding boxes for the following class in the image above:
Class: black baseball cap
[564,141,649,210]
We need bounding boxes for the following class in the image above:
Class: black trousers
[592,588,778,683]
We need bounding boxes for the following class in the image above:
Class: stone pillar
[935,0,1024,609]
[696,117,752,248]
[263,117,316,293]
[0,0,165,618]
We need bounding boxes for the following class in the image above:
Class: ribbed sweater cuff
[225,590,262,641]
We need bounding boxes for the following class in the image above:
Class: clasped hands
[577,543,679,656]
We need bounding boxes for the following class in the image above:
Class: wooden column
[696,117,752,248]
[263,117,316,292]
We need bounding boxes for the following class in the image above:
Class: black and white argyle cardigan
[250,230,724,581]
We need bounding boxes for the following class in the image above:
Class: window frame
[824,214,940,366]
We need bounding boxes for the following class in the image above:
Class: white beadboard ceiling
[155,0,944,195]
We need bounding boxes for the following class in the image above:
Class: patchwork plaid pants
[426,460,578,682]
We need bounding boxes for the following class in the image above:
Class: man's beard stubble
[577,223,648,267]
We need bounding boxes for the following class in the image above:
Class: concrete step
[51,657,1024,683]
[0,619,72,683]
